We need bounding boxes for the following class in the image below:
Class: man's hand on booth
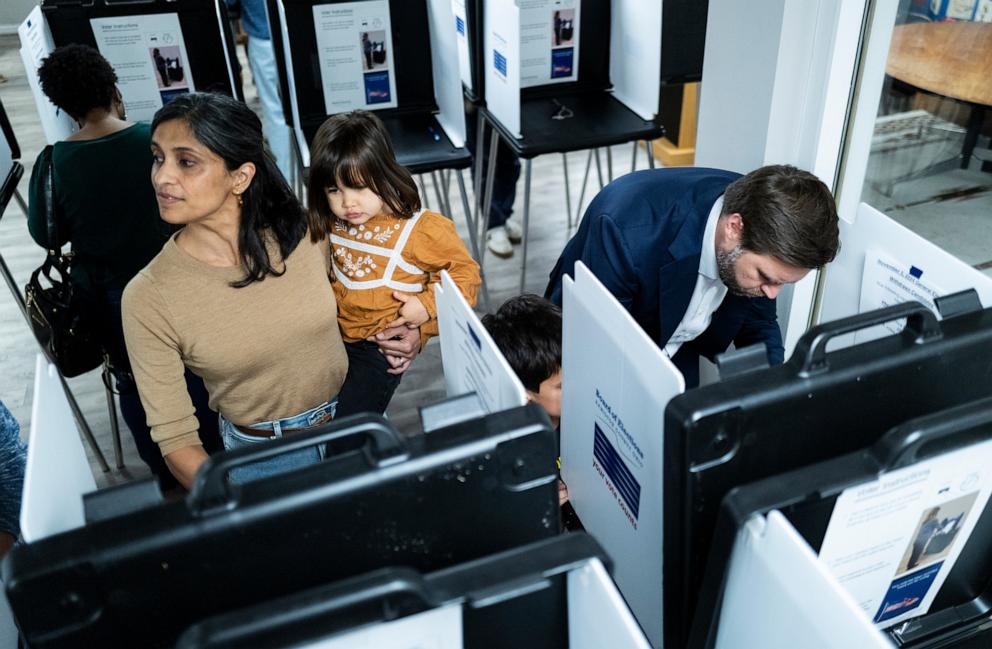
[369,325,421,375]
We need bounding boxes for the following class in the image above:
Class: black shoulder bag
[24,146,104,377]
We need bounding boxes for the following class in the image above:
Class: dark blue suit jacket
[545,167,784,387]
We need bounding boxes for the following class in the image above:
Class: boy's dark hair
[38,44,119,121]
[722,164,840,269]
[307,110,421,240]
[152,93,307,288]
[481,295,562,393]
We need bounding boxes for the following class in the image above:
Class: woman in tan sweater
[123,93,348,488]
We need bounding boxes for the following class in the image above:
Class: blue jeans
[247,36,291,180]
[219,398,337,484]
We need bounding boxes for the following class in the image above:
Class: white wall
[0,0,35,33]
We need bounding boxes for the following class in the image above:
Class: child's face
[326,182,385,226]
[527,369,562,428]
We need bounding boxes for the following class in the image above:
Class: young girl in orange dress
[307,110,481,417]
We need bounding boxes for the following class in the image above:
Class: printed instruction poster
[519,0,579,88]
[818,439,992,628]
[856,248,944,343]
[313,1,398,113]
[90,13,195,123]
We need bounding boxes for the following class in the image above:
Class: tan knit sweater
[122,231,348,456]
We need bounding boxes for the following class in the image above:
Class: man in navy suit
[545,165,839,387]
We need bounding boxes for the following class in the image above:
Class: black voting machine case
[42,0,243,101]
[272,0,470,173]
[662,294,992,649]
[2,407,560,648]
[178,533,610,649]
[691,396,992,649]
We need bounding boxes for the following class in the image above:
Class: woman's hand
[384,291,430,329]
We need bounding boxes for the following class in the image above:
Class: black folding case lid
[42,0,243,101]
[662,298,992,649]
[178,532,610,649]
[2,406,560,649]
[689,396,992,649]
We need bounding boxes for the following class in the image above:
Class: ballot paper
[313,0,399,112]
[518,0,580,87]
[818,438,992,628]
[90,13,195,123]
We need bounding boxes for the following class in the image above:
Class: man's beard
[716,245,763,298]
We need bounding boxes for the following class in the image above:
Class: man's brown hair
[722,164,840,269]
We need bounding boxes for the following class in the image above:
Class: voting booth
[560,262,684,649]
[33,0,242,128]
[476,0,664,292]
[177,533,652,649]
[661,294,992,649]
[268,0,468,174]
[435,270,528,414]
[691,396,992,649]
[3,407,558,648]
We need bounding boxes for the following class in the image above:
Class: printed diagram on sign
[591,390,644,529]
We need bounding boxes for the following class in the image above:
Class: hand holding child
[385,291,430,329]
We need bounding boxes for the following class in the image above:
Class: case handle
[188,413,408,512]
[874,397,992,470]
[795,301,941,376]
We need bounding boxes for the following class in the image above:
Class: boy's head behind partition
[482,295,562,427]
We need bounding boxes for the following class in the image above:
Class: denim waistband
[235,398,337,437]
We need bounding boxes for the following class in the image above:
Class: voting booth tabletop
[177,532,651,649]
[2,407,559,648]
[662,295,992,649]
[692,396,992,649]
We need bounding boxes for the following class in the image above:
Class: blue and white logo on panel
[594,422,641,519]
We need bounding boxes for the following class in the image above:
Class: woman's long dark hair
[151,92,306,288]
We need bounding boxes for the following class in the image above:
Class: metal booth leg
[646,140,656,169]
[631,141,638,173]
[574,149,594,227]
[562,153,573,231]
[606,147,614,183]
[518,159,532,295]
[477,128,501,289]
[456,169,491,309]
[61,372,111,473]
[417,175,431,210]
[430,170,447,217]
[594,149,605,189]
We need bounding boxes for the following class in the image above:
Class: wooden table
[886,21,992,171]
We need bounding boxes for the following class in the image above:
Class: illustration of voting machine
[691,396,992,649]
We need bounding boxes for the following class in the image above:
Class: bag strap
[41,145,61,257]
